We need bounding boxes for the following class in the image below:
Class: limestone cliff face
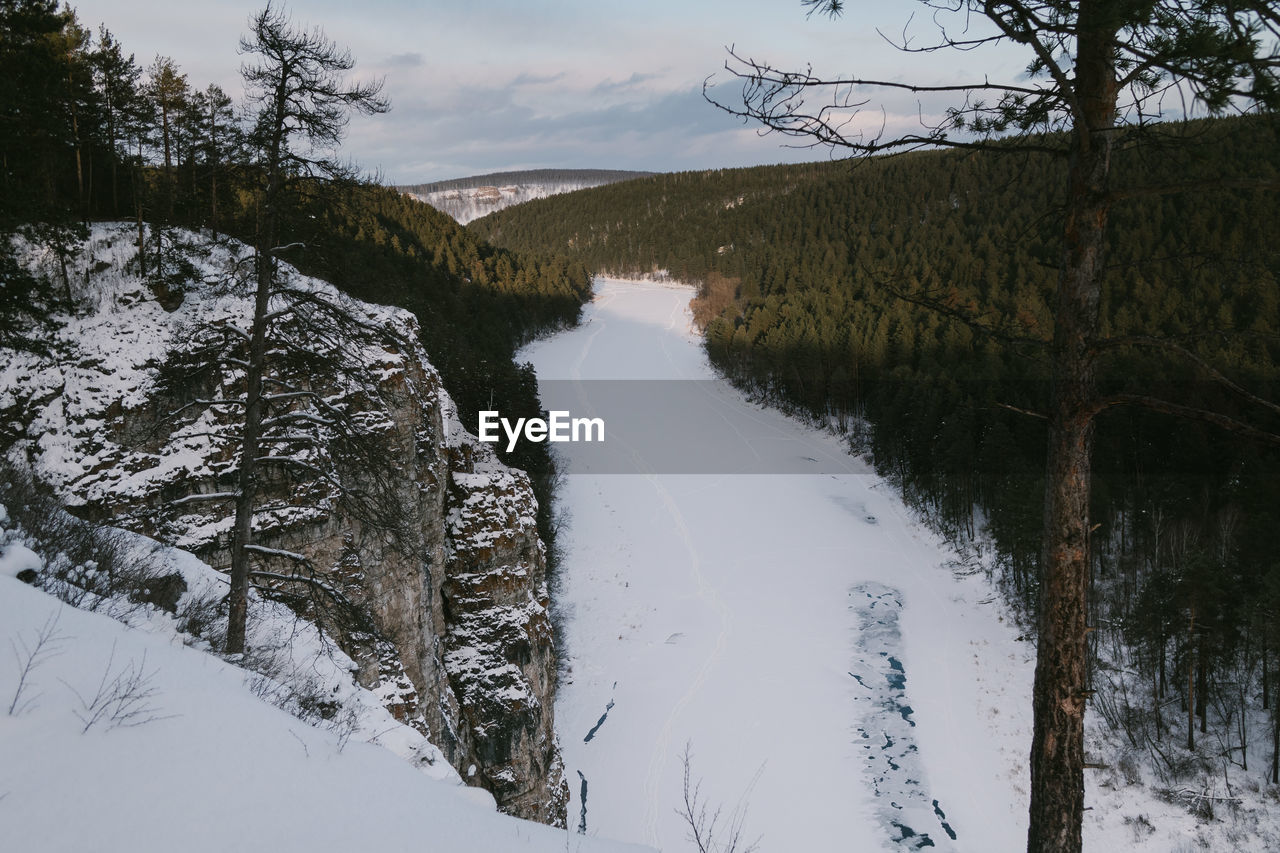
[0,224,568,825]
[444,463,565,819]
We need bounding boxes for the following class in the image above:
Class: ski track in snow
[576,285,736,846]
[640,472,733,848]
[522,278,1032,853]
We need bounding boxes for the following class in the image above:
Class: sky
[69,0,1030,184]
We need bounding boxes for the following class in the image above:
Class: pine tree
[224,1,389,656]
[89,26,143,216]
[709,3,1280,850]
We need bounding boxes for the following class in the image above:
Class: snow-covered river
[520,279,1034,852]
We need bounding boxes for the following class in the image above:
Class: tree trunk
[1263,644,1269,711]
[1197,641,1207,735]
[224,245,271,656]
[225,79,287,654]
[1029,373,1095,853]
[1027,5,1117,851]
[211,170,218,235]
[161,104,171,170]
[108,110,119,215]
[134,137,146,279]
[1188,606,1197,751]
[69,70,83,214]
[1153,661,1163,739]
[1272,702,1279,785]
[1160,635,1167,696]
[1241,687,1248,772]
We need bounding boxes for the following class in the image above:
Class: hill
[400,169,655,223]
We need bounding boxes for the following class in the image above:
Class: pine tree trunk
[1272,701,1279,785]
[1029,377,1094,853]
[108,113,119,215]
[224,250,270,656]
[1197,643,1207,735]
[224,154,279,654]
[1160,637,1167,696]
[1241,687,1248,772]
[69,70,83,214]
[134,137,146,278]
[1188,606,1197,751]
[1027,5,1117,850]
[1153,662,1163,739]
[225,76,287,655]
[1264,645,1270,711]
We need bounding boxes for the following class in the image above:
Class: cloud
[69,0,1034,186]
[352,81,826,183]
[510,71,568,88]
[590,72,661,95]
[384,52,424,68]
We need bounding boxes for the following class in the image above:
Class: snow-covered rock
[1,223,569,825]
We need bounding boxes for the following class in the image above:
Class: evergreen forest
[472,116,1280,777]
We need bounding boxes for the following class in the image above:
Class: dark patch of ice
[891,821,936,849]
[584,697,615,743]
[932,800,957,840]
[850,581,956,849]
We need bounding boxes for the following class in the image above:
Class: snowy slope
[0,222,601,837]
[520,279,1260,852]
[0,505,650,853]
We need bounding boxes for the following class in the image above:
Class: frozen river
[520,278,1032,852]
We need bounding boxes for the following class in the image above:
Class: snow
[520,278,1260,852]
[0,503,649,853]
[518,279,1031,851]
[0,541,41,578]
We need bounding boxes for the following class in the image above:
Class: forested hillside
[474,116,1280,780]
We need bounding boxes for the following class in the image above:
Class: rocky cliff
[0,223,569,824]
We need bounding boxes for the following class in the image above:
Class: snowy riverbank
[522,279,1035,851]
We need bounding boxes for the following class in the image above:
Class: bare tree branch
[1096,335,1280,418]
[1100,394,1280,446]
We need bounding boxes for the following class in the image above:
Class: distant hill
[398,169,654,224]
